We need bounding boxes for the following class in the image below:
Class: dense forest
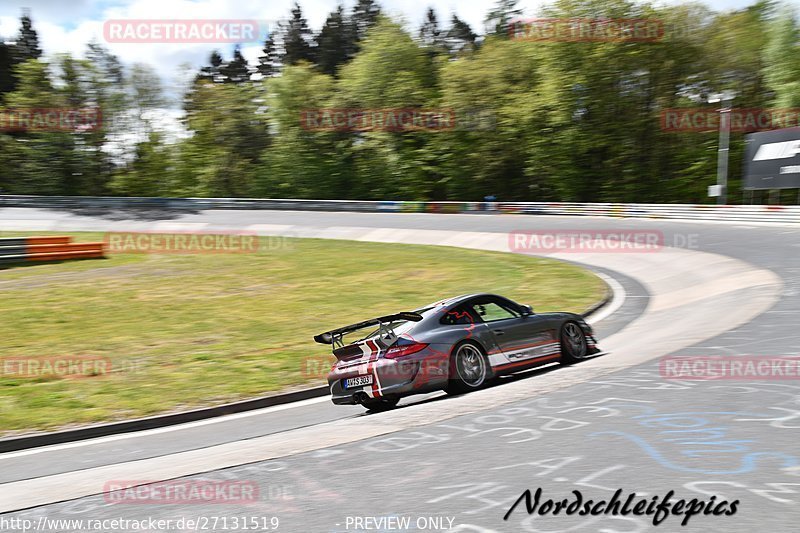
[0,0,799,203]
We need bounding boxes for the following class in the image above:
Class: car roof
[422,293,507,309]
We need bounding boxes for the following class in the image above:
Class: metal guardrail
[497,201,800,223]
[1,195,799,223]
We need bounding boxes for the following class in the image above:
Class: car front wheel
[560,321,588,364]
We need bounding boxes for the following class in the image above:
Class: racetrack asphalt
[0,208,798,533]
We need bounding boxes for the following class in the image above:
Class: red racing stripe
[365,339,381,398]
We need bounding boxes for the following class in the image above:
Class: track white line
[585,271,627,325]
[0,396,330,460]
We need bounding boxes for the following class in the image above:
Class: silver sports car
[315,293,602,411]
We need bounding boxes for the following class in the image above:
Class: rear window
[440,305,477,325]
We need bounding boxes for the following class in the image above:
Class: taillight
[384,342,428,359]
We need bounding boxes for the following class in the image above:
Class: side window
[473,300,519,322]
[440,305,478,325]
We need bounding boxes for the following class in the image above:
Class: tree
[0,43,16,99]
[221,45,251,83]
[86,41,124,89]
[282,2,315,65]
[339,17,434,108]
[316,5,351,76]
[176,81,269,196]
[199,50,224,83]
[437,37,544,200]
[257,34,281,77]
[0,59,85,195]
[129,63,166,136]
[81,42,127,194]
[13,11,42,62]
[336,18,438,199]
[445,15,477,55]
[111,131,172,196]
[1,3,794,204]
[419,8,443,48]
[484,0,522,37]
[0,11,44,99]
[258,65,342,198]
[350,0,382,46]
[763,5,800,107]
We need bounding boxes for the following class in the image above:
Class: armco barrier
[498,201,800,223]
[0,235,105,265]
[1,195,799,224]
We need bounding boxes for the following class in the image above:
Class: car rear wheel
[362,397,400,412]
[445,342,489,395]
[560,321,588,364]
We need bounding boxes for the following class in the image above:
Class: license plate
[344,375,373,389]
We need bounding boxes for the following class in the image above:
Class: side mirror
[520,304,533,316]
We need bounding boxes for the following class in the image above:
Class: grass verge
[0,231,605,435]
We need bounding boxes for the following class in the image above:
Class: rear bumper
[327,348,450,405]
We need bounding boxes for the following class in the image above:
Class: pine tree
[13,10,42,62]
[222,45,250,83]
[86,41,124,86]
[419,7,442,48]
[316,5,350,76]
[350,0,381,46]
[1,10,44,98]
[446,14,477,54]
[257,34,281,77]
[484,0,522,37]
[282,2,315,65]
[0,43,15,98]
[199,50,224,83]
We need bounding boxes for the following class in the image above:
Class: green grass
[0,231,605,435]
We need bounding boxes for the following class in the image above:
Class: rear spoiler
[314,312,423,346]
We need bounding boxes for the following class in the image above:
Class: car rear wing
[314,312,423,348]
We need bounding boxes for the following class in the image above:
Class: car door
[470,296,558,367]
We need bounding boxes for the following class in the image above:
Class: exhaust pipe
[353,392,370,405]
